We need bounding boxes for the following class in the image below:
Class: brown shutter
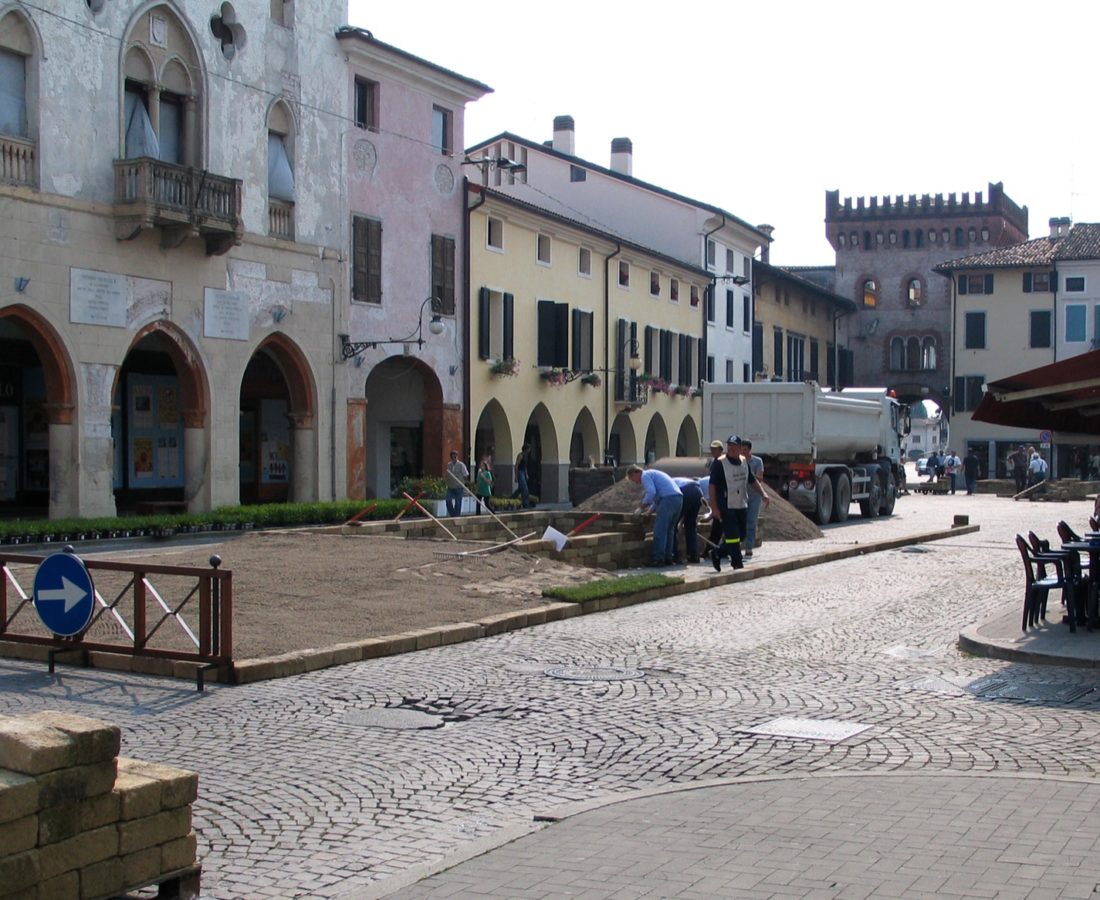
[366,219,382,304]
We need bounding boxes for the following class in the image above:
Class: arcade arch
[675,416,700,457]
[644,414,670,464]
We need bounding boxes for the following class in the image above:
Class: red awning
[971,349,1100,435]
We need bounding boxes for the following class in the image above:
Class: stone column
[346,398,367,499]
[542,461,569,504]
[182,409,209,513]
[289,413,315,502]
[47,414,78,519]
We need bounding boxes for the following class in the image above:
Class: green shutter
[477,287,490,359]
[1023,272,1032,293]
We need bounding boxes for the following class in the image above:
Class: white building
[465,117,769,389]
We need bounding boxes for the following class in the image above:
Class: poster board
[126,373,183,488]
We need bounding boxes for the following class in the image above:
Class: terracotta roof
[934,223,1100,272]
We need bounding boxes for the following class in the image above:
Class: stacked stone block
[0,712,199,900]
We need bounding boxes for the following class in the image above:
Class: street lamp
[338,296,445,361]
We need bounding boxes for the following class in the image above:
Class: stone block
[117,759,197,810]
[38,761,117,806]
[0,718,76,775]
[0,769,39,824]
[118,806,191,855]
[479,612,526,636]
[85,651,133,673]
[0,813,37,855]
[329,642,364,665]
[0,849,39,893]
[129,656,176,678]
[27,713,120,766]
[112,770,162,821]
[120,845,161,887]
[79,856,123,900]
[35,871,79,900]
[39,825,119,881]
[525,608,548,627]
[80,791,120,830]
[409,629,442,650]
[358,638,398,659]
[436,623,482,646]
[160,831,197,872]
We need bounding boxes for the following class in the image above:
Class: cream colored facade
[468,187,708,502]
[750,262,855,386]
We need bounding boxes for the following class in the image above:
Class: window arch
[889,337,904,370]
[921,336,937,370]
[906,277,924,307]
[121,6,204,167]
[954,227,964,247]
[0,8,39,187]
[266,100,296,239]
[905,337,920,370]
[861,278,878,307]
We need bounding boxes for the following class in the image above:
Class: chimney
[610,137,632,176]
[552,115,575,155]
[756,224,774,264]
[1049,216,1072,238]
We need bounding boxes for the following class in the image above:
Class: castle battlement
[825,182,1028,234]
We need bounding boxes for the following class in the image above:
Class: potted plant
[540,368,569,387]
[580,372,602,388]
[489,357,520,377]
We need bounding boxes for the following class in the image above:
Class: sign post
[32,551,95,638]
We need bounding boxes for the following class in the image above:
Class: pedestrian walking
[741,439,765,558]
[708,435,769,572]
[944,450,961,494]
[474,456,495,513]
[512,444,532,508]
[1028,451,1048,487]
[445,450,469,518]
[926,450,940,483]
[673,477,704,563]
[962,449,980,495]
[1010,445,1028,493]
[626,465,684,567]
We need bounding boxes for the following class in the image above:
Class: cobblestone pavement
[2,488,1100,898]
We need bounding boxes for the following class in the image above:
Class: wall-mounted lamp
[339,296,445,361]
[272,305,289,324]
[14,277,29,293]
[714,274,750,287]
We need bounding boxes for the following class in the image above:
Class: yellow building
[468,185,710,502]
[750,262,856,386]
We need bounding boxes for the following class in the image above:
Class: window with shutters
[1029,310,1052,348]
[351,216,382,303]
[430,234,455,315]
[964,311,986,349]
[706,355,715,382]
[536,300,569,367]
[726,289,735,327]
[571,309,594,371]
[773,327,783,376]
[1023,271,1053,292]
[354,76,378,131]
[1066,304,1087,342]
[476,287,513,362]
[742,293,751,332]
[958,273,994,294]
[809,339,819,380]
[953,375,985,413]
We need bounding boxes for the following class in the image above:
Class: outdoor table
[1061,540,1100,626]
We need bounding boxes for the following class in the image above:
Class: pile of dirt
[579,474,822,542]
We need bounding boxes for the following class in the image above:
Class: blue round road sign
[33,552,95,637]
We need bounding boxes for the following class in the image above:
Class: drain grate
[544,665,645,682]
[968,679,1093,703]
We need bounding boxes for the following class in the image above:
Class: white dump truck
[702,382,910,524]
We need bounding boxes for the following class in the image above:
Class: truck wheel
[831,472,850,522]
[859,478,882,518]
[880,472,897,515]
[813,476,833,525]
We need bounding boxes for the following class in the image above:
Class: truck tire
[813,476,834,525]
[880,472,897,516]
[859,470,882,518]
[831,472,851,522]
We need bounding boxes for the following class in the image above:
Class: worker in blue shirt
[626,465,684,567]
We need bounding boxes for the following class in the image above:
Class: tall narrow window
[889,337,904,370]
[352,216,382,304]
[486,216,502,250]
[618,261,629,287]
[354,76,377,130]
[267,102,295,240]
[431,234,455,315]
[964,311,986,349]
[706,240,716,267]
[862,279,878,307]
[907,278,923,306]
[726,289,735,327]
[921,337,936,370]
[0,48,27,138]
[124,80,158,158]
[537,233,551,265]
[578,247,591,277]
[431,105,452,155]
[1029,310,1052,348]
[1066,304,1087,342]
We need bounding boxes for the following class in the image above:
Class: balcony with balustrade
[113,157,243,255]
[0,135,36,188]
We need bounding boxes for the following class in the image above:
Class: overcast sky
[346,1,1100,266]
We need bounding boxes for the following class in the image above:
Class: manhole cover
[969,680,1093,703]
[741,716,872,743]
[345,708,443,729]
[544,665,645,682]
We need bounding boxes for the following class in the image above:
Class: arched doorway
[569,407,600,467]
[474,398,512,490]
[608,413,637,467]
[675,415,700,457]
[239,335,316,504]
[521,402,560,503]
[114,325,206,514]
[0,306,75,517]
[644,414,670,464]
[363,357,444,500]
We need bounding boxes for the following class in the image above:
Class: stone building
[825,183,1028,411]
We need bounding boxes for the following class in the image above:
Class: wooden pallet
[913,479,951,495]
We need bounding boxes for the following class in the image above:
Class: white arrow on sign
[38,576,88,613]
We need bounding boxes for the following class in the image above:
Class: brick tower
[825,183,1028,411]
